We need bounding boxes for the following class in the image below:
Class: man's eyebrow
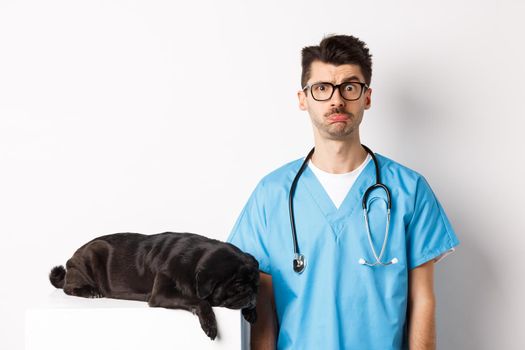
[340,75,362,83]
[310,76,362,85]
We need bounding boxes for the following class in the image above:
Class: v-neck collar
[299,157,376,239]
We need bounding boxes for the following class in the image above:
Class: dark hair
[301,34,373,89]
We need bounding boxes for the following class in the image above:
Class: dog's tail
[49,265,66,289]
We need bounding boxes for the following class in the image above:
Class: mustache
[325,109,353,118]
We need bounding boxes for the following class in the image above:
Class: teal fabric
[227,153,460,350]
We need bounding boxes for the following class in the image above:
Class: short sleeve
[226,181,271,274]
[406,176,460,270]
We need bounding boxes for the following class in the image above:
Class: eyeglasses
[302,81,369,101]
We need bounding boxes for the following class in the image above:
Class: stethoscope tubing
[289,145,396,273]
[289,147,315,273]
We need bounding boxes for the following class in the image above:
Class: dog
[49,232,259,340]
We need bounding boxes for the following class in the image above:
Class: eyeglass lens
[311,82,364,101]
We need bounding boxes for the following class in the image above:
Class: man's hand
[408,260,436,350]
[251,272,278,350]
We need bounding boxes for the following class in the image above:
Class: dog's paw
[197,308,217,340]
[203,320,217,340]
[90,290,103,298]
[242,307,257,324]
[87,287,103,298]
[68,286,103,299]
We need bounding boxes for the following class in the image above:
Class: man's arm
[408,260,436,350]
[251,272,278,350]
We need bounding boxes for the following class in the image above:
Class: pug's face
[195,248,259,310]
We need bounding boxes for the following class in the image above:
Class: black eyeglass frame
[302,81,369,101]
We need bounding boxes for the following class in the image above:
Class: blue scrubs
[227,153,460,350]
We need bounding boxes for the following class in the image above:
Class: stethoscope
[289,144,399,274]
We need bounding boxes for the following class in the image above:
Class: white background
[1,0,524,349]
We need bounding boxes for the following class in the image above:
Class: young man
[227,34,459,350]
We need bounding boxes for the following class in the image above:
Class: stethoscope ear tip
[358,257,398,266]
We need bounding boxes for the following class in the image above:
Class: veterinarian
[227,34,459,350]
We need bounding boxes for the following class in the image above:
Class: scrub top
[227,153,460,350]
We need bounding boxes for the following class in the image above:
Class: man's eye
[314,84,328,91]
[344,84,355,91]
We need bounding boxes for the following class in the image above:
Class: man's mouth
[328,113,350,122]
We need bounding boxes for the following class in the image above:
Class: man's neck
[310,138,368,174]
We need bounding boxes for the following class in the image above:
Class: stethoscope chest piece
[293,254,306,273]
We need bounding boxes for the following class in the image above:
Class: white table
[25,290,249,350]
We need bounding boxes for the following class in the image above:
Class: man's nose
[330,87,345,106]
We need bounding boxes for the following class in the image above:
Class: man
[227,34,459,350]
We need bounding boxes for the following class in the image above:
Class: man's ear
[298,90,308,111]
[364,87,372,110]
[196,269,217,299]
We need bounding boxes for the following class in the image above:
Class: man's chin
[324,128,355,140]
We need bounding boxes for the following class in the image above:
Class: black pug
[49,232,259,340]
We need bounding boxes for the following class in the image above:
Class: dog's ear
[246,253,259,269]
[195,269,217,299]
